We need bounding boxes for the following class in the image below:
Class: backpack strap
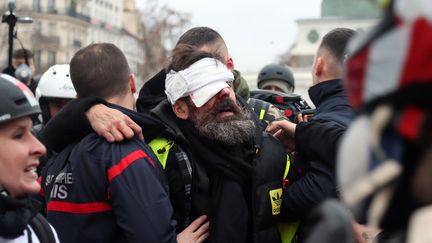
[248,98,271,121]
[30,213,56,243]
[278,154,300,243]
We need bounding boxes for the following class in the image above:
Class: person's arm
[42,97,106,152]
[85,104,143,142]
[43,97,143,152]
[109,141,208,243]
[294,122,345,168]
[266,120,345,168]
[282,159,337,221]
[267,119,344,221]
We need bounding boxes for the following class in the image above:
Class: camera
[249,89,315,123]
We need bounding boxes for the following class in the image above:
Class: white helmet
[36,64,76,101]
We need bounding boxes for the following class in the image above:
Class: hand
[266,120,297,152]
[297,113,309,122]
[352,221,381,243]
[177,215,209,243]
[85,104,144,143]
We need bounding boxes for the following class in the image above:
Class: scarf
[178,120,255,243]
[0,192,35,239]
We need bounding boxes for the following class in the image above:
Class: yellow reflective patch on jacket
[284,155,290,179]
[269,188,283,215]
[259,109,266,120]
[278,221,300,243]
[148,137,174,169]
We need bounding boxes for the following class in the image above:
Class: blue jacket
[41,105,177,243]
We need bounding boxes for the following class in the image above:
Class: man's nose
[217,87,230,99]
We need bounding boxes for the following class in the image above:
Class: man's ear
[129,74,136,93]
[226,57,234,71]
[314,56,324,77]
[172,100,190,120]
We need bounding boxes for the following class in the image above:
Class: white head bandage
[165,57,234,107]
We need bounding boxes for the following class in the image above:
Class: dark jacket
[150,98,288,243]
[42,97,164,153]
[41,104,177,243]
[309,79,354,127]
[136,69,167,114]
[295,122,345,169]
[282,79,355,223]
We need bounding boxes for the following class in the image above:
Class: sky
[137,0,322,73]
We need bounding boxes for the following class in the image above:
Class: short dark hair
[166,44,220,72]
[176,27,229,65]
[70,43,130,98]
[320,28,356,63]
[176,27,223,48]
[13,49,34,59]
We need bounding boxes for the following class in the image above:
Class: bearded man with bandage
[42,44,291,243]
[137,44,287,243]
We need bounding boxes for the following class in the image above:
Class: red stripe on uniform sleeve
[47,201,112,213]
[107,150,155,183]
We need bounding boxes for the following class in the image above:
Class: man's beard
[187,98,256,145]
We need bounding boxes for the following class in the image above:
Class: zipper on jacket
[251,143,260,242]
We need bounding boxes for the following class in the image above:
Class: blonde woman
[0,74,59,243]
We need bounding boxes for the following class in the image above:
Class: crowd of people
[1,0,431,242]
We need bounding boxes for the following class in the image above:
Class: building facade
[0,0,145,85]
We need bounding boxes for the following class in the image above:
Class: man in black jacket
[279,28,356,229]
[309,28,355,127]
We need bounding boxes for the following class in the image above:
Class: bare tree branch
[140,0,191,80]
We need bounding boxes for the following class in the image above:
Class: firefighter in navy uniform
[40,43,208,243]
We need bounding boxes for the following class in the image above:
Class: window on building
[73,39,82,48]
[47,51,56,66]
[34,50,41,68]
[48,0,56,13]
[48,22,56,36]
[34,21,42,32]
[33,0,41,12]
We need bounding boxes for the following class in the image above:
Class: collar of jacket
[136,69,167,113]
[233,69,250,100]
[308,79,345,107]
[150,99,189,144]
